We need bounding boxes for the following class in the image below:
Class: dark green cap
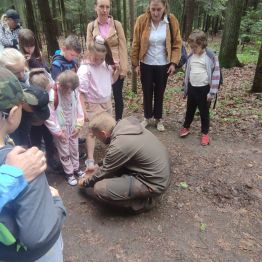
[0,67,38,111]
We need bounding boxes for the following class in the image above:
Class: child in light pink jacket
[78,35,120,170]
[46,70,85,186]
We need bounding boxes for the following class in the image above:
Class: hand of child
[71,128,80,138]
[49,186,60,197]
[58,130,66,142]
[207,93,214,102]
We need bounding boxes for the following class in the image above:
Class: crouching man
[80,112,171,213]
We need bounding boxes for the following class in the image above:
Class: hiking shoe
[141,118,149,128]
[156,120,165,132]
[74,169,85,178]
[201,134,210,146]
[85,159,95,171]
[180,128,190,137]
[67,175,78,186]
[78,138,86,145]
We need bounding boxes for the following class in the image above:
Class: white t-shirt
[189,52,209,86]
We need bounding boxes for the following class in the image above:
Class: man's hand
[78,176,88,187]
[49,186,60,197]
[5,146,47,182]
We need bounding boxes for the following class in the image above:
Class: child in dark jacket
[51,35,81,80]
[180,30,221,146]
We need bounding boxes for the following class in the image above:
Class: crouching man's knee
[93,180,108,201]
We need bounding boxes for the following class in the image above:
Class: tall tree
[116,0,121,22]
[251,43,262,92]
[219,0,244,68]
[123,0,127,38]
[129,0,137,93]
[24,0,41,48]
[36,0,59,58]
[182,0,195,40]
[59,0,67,36]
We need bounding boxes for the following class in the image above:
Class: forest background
[1,0,261,92]
[1,1,262,260]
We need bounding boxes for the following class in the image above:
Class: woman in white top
[131,0,182,131]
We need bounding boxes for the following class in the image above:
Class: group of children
[0,27,221,185]
[1,29,120,186]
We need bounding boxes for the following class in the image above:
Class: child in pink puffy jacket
[46,70,85,186]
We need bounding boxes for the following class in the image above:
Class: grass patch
[237,43,260,64]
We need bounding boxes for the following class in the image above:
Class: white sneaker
[156,120,165,132]
[85,159,95,171]
[74,169,85,178]
[67,175,78,186]
[141,118,149,128]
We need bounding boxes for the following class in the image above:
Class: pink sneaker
[180,128,190,137]
[201,134,210,146]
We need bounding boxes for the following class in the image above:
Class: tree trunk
[36,0,59,58]
[51,0,57,18]
[24,0,41,48]
[116,0,121,22]
[123,0,127,39]
[219,0,244,68]
[59,0,67,36]
[129,0,137,93]
[251,43,262,92]
[204,15,211,33]
[169,0,183,25]
[182,0,195,40]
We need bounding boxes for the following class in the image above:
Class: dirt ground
[47,65,262,262]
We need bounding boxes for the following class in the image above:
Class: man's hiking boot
[201,134,210,146]
[180,128,190,137]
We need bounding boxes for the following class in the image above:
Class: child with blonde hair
[78,35,120,170]
[46,70,85,185]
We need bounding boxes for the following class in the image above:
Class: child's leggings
[183,83,210,134]
[54,125,79,175]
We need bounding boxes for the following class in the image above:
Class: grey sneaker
[156,120,165,131]
[141,118,149,128]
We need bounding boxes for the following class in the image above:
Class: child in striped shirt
[180,30,221,146]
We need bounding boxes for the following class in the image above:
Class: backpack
[167,15,187,69]
[51,55,78,73]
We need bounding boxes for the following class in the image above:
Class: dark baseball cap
[0,67,38,111]
[5,9,20,23]
[22,84,50,121]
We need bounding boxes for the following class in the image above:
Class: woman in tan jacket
[131,0,182,131]
[86,0,128,121]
